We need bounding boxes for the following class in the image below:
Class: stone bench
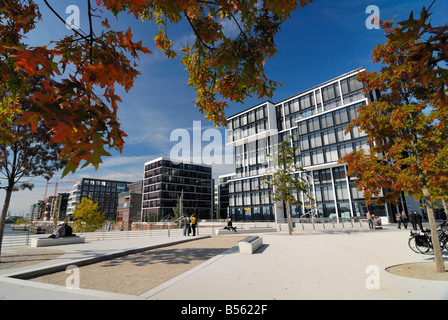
[238,236,263,254]
[215,227,277,235]
[31,236,85,247]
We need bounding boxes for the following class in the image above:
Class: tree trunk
[413,136,445,273]
[0,187,13,261]
[285,201,293,235]
[422,186,445,273]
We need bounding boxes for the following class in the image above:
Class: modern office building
[43,196,56,221]
[117,192,142,229]
[50,193,69,221]
[142,157,213,222]
[226,68,395,223]
[66,178,130,220]
[116,180,143,229]
[30,200,45,221]
[217,173,235,219]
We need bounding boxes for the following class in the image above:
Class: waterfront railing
[2,218,368,249]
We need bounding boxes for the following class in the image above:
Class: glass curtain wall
[226,68,388,222]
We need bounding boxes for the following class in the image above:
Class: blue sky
[3,0,447,216]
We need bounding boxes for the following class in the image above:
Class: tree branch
[43,0,87,39]
[183,10,215,51]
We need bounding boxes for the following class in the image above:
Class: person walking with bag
[183,214,191,236]
[367,211,373,230]
[191,214,197,236]
[395,212,402,229]
[401,210,408,229]
[410,211,418,230]
[416,211,424,231]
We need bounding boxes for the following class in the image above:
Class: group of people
[395,211,408,230]
[182,213,197,236]
[396,210,424,231]
[366,211,382,230]
[368,209,426,231]
[48,223,73,238]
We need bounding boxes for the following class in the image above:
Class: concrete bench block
[31,236,85,247]
[238,236,263,254]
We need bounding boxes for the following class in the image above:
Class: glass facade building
[226,68,388,222]
[66,178,130,220]
[217,173,235,219]
[142,157,213,221]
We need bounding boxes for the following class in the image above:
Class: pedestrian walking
[400,210,408,229]
[191,214,197,236]
[367,210,373,230]
[410,211,418,230]
[395,212,401,229]
[183,214,191,236]
[416,211,424,231]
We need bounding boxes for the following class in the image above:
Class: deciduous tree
[261,139,313,235]
[0,2,67,258]
[0,75,66,259]
[0,0,314,176]
[72,195,105,232]
[340,5,448,272]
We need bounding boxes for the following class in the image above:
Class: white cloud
[220,16,241,39]
[173,32,196,52]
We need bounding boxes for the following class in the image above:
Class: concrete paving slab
[1,227,447,300]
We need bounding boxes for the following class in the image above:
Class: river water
[3,223,28,236]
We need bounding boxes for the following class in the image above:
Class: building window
[256,120,266,132]
[248,110,256,123]
[336,127,351,142]
[333,167,346,183]
[321,113,334,129]
[300,136,309,151]
[298,121,307,135]
[336,184,349,200]
[321,185,334,201]
[309,117,320,132]
[289,99,300,114]
[339,143,353,157]
[322,83,340,102]
[351,126,367,139]
[256,106,265,120]
[301,152,312,167]
[334,108,349,125]
[322,129,336,145]
[311,150,324,165]
[325,147,338,163]
[309,133,322,149]
[338,202,351,218]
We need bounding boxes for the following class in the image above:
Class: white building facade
[225,68,395,223]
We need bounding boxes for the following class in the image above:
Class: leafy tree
[0,0,313,175]
[0,2,64,260]
[0,72,66,259]
[387,0,448,112]
[15,218,32,224]
[172,195,183,227]
[388,0,448,212]
[261,139,313,235]
[72,195,105,232]
[339,6,448,272]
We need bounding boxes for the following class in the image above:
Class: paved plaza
[0,224,447,300]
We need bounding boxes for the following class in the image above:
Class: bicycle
[408,221,448,254]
